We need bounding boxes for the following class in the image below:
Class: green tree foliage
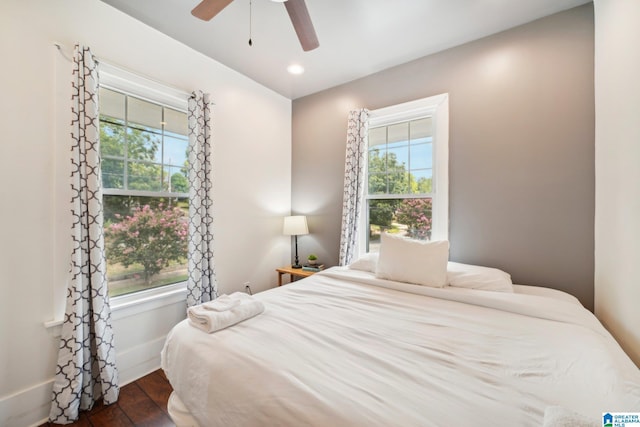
[100,121,125,189]
[369,200,398,228]
[411,177,433,194]
[367,149,408,227]
[366,147,434,241]
[128,162,162,191]
[99,119,162,191]
[170,172,189,193]
[368,149,409,195]
[105,204,188,284]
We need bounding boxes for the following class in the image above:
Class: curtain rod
[53,41,214,105]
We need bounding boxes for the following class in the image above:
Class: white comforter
[162,268,640,427]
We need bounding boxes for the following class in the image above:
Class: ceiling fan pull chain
[248,0,253,46]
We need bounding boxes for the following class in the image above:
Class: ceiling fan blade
[284,0,319,52]
[191,0,234,21]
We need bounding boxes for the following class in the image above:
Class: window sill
[44,282,187,336]
[110,281,187,320]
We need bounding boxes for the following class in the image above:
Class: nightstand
[276,265,316,286]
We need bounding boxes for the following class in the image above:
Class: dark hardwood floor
[41,369,175,427]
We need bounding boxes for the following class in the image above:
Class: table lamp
[283,215,309,268]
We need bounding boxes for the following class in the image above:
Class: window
[361,94,449,253]
[99,67,190,297]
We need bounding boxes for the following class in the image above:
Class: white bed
[162,267,640,427]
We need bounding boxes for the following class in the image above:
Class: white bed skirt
[167,391,201,427]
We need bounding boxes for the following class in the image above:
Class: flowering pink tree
[395,198,432,240]
[106,204,188,284]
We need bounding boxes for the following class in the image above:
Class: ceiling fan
[191,0,319,52]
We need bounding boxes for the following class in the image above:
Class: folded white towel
[543,406,597,427]
[202,293,249,312]
[188,293,264,333]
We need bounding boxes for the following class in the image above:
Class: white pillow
[447,262,513,292]
[375,233,449,288]
[349,252,379,272]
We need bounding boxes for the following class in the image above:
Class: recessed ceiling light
[287,64,305,75]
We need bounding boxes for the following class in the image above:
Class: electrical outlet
[244,281,252,295]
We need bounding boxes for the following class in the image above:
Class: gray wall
[291,4,595,309]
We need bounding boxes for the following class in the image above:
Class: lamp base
[292,235,302,269]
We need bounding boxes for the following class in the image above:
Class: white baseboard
[0,378,54,427]
[0,334,168,427]
[117,335,167,386]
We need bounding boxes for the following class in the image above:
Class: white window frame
[100,63,192,308]
[48,61,192,330]
[358,93,449,255]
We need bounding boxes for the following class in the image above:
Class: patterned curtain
[338,109,370,266]
[186,91,218,307]
[49,45,119,424]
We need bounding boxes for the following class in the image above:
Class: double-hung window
[362,94,449,252]
[98,66,190,297]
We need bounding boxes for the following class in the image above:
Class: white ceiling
[100,0,591,100]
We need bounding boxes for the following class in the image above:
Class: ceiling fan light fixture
[287,64,305,75]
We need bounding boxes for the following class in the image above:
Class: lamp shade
[283,215,309,236]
